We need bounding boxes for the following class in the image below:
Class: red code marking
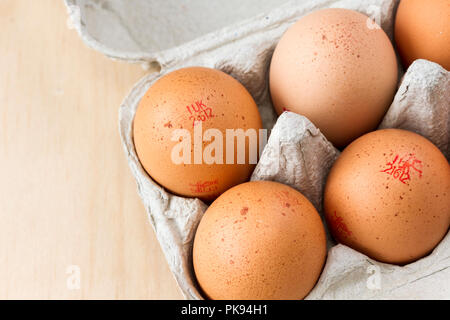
[381,154,423,184]
[332,211,352,238]
[189,179,219,193]
[186,100,214,127]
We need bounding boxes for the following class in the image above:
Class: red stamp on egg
[186,100,214,127]
[332,211,352,238]
[189,179,219,193]
[381,154,423,184]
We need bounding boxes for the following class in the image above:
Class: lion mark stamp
[189,179,219,193]
[332,211,352,238]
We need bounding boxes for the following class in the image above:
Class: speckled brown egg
[395,0,450,70]
[133,67,262,202]
[270,8,398,148]
[324,129,450,265]
[193,181,327,300]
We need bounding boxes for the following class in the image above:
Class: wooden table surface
[0,0,183,299]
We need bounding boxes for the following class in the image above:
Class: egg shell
[269,8,398,147]
[133,67,263,202]
[193,181,327,300]
[324,129,450,265]
[395,0,450,70]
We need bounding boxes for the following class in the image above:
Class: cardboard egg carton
[252,60,450,299]
[65,0,450,299]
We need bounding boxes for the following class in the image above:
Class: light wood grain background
[0,0,183,299]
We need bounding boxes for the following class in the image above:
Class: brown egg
[133,67,262,202]
[395,0,450,70]
[193,181,327,300]
[324,129,450,265]
[269,8,398,147]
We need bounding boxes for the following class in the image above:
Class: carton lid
[65,0,287,67]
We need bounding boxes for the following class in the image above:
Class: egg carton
[65,0,450,299]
